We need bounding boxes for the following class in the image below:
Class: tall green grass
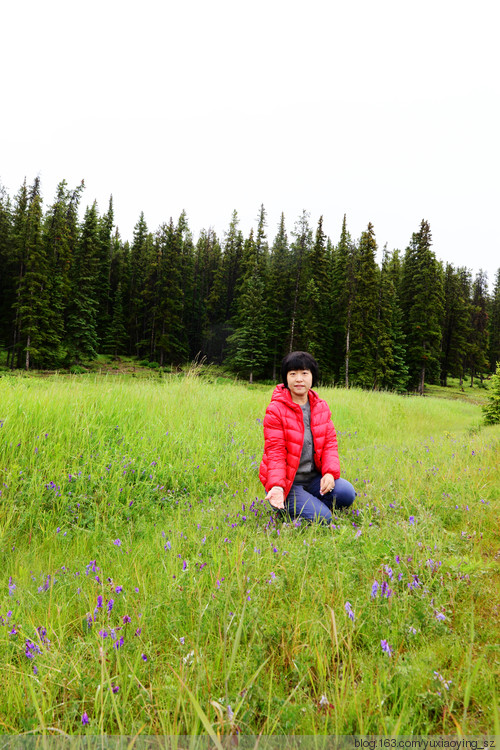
[0,374,498,735]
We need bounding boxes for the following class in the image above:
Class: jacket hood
[270,383,320,407]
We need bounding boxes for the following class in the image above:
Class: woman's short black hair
[281,351,319,388]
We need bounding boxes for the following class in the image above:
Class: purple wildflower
[409,516,416,525]
[371,580,379,598]
[180,636,185,645]
[164,540,171,551]
[107,599,114,612]
[122,615,131,624]
[345,601,355,622]
[115,585,123,594]
[381,639,393,656]
[113,539,121,546]
[96,595,103,609]
[112,685,120,693]
[435,612,446,622]
[434,671,452,690]
[8,577,16,596]
[81,712,89,726]
[98,630,108,638]
[141,653,148,661]
[113,636,124,649]
[182,560,187,571]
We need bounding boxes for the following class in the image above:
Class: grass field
[0,372,498,737]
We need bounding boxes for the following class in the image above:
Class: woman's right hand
[266,486,285,509]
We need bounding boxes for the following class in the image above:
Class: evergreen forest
[0,176,499,393]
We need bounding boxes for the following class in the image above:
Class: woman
[259,351,355,524]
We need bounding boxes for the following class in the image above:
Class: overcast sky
[2,0,499,287]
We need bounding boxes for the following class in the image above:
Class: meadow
[0,372,498,738]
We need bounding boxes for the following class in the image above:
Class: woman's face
[287,369,313,403]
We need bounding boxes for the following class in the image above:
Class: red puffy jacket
[259,384,341,497]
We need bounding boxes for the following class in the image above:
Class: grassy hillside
[0,374,498,735]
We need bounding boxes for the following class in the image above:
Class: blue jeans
[285,474,355,525]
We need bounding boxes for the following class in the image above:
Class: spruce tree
[227,229,268,382]
[468,270,489,385]
[331,215,357,386]
[154,219,188,366]
[440,264,472,386]
[400,220,444,393]
[67,202,101,362]
[107,282,128,357]
[207,210,244,361]
[372,247,408,391]
[15,178,51,369]
[0,183,13,357]
[189,227,221,360]
[96,196,115,346]
[42,180,85,366]
[487,268,500,373]
[288,210,313,352]
[348,223,380,388]
[482,361,500,425]
[128,212,152,357]
[9,180,29,368]
[267,213,292,379]
[301,215,333,375]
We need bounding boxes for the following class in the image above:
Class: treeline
[0,177,499,392]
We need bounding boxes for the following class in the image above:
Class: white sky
[2,0,499,287]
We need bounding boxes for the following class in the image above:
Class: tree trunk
[345,303,351,388]
[419,365,425,395]
[26,334,31,371]
[345,325,350,389]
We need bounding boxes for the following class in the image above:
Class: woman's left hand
[320,473,335,495]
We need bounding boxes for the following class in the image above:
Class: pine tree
[440,264,472,386]
[153,218,188,365]
[348,223,380,388]
[255,204,268,260]
[105,229,128,356]
[301,215,333,375]
[482,361,500,425]
[487,268,500,373]
[206,210,244,362]
[8,180,29,368]
[189,227,221,360]
[107,282,128,357]
[15,178,50,369]
[401,220,444,393]
[267,213,292,380]
[288,210,313,352]
[128,212,153,357]
[42,180,85,366]
[331,215,357,386]
[383,250,409,391]
[67,202,101,362]
[372,247,408,391]
[227,229,268,382]
[95,196,115,346]
[468,270,489,385]
[0,183,13,356]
